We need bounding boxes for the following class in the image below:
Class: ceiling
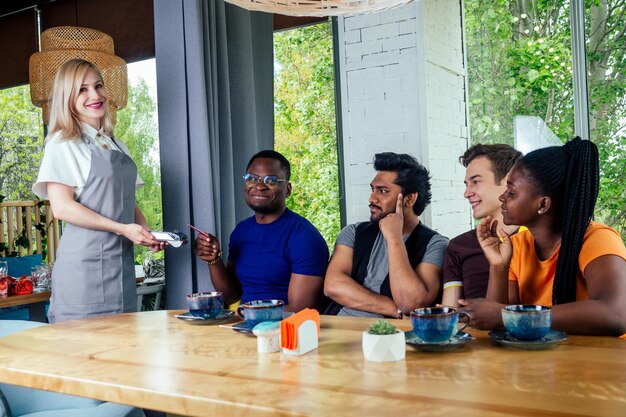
[0,0,49,18]
[0,0,326,30]
[0,0,326,89]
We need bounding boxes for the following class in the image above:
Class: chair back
[0,320,46,338]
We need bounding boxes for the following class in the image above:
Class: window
[0,85,43,201]
[274,21,341,248]
[585,1,626,237]
[465,0,626,239]
[465,1,575,144]
[122,59,163,262]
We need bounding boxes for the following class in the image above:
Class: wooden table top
[0,291,50,308]
[0,311,625,417]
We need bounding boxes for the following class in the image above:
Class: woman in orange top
[460,137,626,336]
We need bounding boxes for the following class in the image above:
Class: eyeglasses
[243,173,288,187]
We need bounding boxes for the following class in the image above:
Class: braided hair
[516,137,599,304]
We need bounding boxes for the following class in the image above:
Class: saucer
[222,321,254,333]
[175,310,234,325]
[219,311,295,334]
[488,328,567,350]
[405,331,474,352]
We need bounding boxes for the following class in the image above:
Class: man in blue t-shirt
[194,150,329,312]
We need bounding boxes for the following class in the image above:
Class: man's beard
[248,201,281,215]
[369,204,391,223]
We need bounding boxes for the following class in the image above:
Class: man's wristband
[207,250,222,265]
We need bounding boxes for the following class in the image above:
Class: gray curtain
[154,0,273,308]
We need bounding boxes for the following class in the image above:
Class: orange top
[509,221,626,306]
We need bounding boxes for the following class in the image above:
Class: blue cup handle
[237,305,245,319]
[458,311,471,333]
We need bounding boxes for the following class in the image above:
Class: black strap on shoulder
[351,222,380,286]
[321,222,377,316]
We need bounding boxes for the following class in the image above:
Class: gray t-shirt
[335,222,449,318]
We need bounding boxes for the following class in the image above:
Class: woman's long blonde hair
[47,59,114,142]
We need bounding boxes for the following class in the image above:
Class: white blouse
[33,123,144,199]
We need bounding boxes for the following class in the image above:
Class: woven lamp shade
[224,0,414,17]
[29,26,127,125]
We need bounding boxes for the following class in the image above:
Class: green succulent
[367,320,397,335]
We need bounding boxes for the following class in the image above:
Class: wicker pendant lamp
[29,26,128,125]
[224,0,414,17]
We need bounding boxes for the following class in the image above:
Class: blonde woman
[33,59,163,323]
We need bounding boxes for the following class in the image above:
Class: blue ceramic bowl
[238,299,285,327]
[501,305,552,341]
[410,307,470,343]
[186,292,224,318]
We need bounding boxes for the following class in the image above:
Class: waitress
[33,59,163,323]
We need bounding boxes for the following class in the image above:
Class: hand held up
[194,233,221,264]
[476,216,512,267]
[379,193,404,239]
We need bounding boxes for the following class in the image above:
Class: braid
[553,138,599,304]
[518,137,599,304]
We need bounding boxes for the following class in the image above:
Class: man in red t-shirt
[442,144,522,306]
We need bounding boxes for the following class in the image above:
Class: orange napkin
[280,308,320,350]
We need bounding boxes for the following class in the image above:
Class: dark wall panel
[78,0,154,63]
[0,0,155,89]
[273,16,326,31]
[40,0,77,27]
[41,0,155,64]
[0,9,38,89]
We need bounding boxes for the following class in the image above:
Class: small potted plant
[362,320,406,362]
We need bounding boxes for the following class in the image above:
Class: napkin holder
[282,319,318,356]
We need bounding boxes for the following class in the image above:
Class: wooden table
[0,291,50,322]
[0,311,624,417]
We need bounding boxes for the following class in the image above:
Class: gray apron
[49,135,137,323]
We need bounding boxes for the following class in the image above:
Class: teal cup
[501,305,552,341]
[186,292,224,318]
[238,299,285,327]
[410,307,470,343]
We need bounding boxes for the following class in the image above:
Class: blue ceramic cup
[238,299,285,327]
[187,292,224,318]
[410,307,470,343]
[501,305,552,341]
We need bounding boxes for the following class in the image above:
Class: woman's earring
[538,209,542,215]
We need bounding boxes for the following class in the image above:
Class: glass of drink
[32,265,51,292]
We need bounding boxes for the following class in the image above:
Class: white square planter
[362,330,406,362]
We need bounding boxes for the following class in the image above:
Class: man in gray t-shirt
[324,152,449,319]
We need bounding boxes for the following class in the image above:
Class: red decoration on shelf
[0,276,17,296]
[16,276,34,295]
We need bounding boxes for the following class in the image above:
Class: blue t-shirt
[228,209,329,304]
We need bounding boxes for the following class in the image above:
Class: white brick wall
[423,0,471,236]
[336,0,471,239]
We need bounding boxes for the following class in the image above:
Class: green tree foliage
[0,86,43,200]
[114,78,163,262]
[274,22,341,248]
[586,0,626,236]
[466,0,626,238]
